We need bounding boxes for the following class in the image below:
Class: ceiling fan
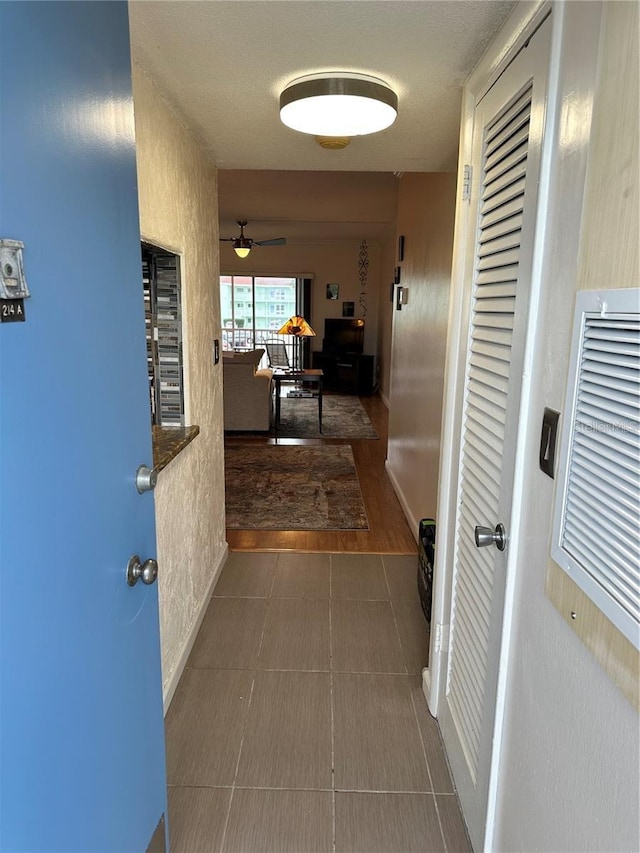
[220,220,286,258]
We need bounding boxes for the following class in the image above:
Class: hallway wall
[386,173,457,536]
[488,3,640,849]
[132,66,227,704]
[376,231,398,402]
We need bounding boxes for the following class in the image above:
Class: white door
[439,15,551,851]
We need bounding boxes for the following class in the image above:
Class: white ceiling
[129,0,515,174]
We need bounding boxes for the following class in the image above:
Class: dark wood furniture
[273,369,323,434]
[311,352,374,395]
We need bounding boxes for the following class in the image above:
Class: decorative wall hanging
[398,235,405,261]
[358,240,369,316]
[342,301,355,317]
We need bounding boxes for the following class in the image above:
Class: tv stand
[312,352,374,395]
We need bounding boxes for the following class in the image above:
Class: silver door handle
[126,554,159,587]
[474,523,506,551]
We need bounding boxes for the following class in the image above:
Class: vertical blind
[142,245,184,427]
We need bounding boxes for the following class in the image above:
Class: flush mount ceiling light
[280,73,398,137]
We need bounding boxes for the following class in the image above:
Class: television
[323,318,365,355]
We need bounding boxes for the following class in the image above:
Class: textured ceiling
[129,0,515,174]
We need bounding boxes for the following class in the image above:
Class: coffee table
[272,369,323,434]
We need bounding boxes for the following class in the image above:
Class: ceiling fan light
[280,74,397,137]
[233,238,252,259]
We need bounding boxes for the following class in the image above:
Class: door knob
[474,523,506,551]
[126,554,159,587]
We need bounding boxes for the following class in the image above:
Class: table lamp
[276,315,316,370]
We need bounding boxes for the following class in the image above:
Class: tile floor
[165,552,472,853]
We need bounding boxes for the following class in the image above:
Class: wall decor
[394,266,401,284]
[398,235,405,261]
[358,239,369,316]
[342,301,355,317]
[389,282,395,302]
[326,283,339,300]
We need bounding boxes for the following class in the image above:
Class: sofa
[222,349,273,431]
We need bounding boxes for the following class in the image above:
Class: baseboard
[422,667,437,717]
[162,542,229,715]
[384,459,420,545]
[380,391,390,409]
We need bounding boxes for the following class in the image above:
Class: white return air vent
[552,289,640,649]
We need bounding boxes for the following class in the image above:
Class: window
[551,288,639,649]
[142,243,184,427]
[220,275,313,366]
[221,274,296,352]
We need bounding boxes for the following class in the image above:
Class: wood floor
[225,394,417,554]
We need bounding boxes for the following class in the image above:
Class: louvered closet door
[439,16,551,852]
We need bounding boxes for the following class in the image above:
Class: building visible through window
[220,275,297,355]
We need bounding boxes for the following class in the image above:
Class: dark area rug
[275,394,378,439]
[225,444,369,530]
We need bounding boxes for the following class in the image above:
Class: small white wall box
[551,288,639,649]
[0,239,29,300]
[395,286,409,310]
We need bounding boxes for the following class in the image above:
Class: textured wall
[492,3,640,850]
[132,65,227,702]
[386,173,456,533]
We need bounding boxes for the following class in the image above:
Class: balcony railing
[222,327,298,369]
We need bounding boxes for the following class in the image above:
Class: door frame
[427,0,557,847]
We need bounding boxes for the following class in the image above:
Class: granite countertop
[152,425,200,473]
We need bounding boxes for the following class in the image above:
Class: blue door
[0,3,167,850]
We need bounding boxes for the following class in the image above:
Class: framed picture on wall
[342,301,355,317]
[394,266,401,284]
[326,283,339,300]
[398,235,405,261]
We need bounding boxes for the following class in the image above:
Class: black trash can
[417,518,436,624]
